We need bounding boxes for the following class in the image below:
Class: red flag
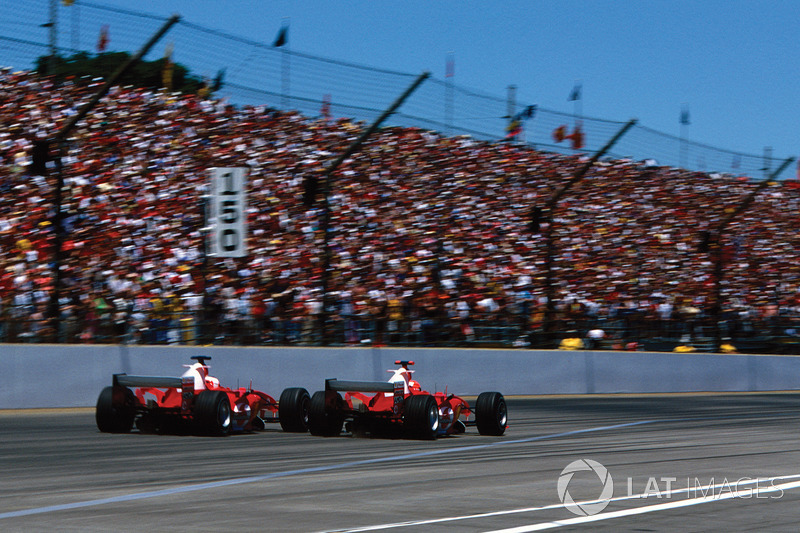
[565,126,584,150]
[552,125,567,143]
[97,25,109,52]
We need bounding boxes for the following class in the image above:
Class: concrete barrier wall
[1,344,799,409]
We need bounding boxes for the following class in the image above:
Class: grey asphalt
[1,395,799,532]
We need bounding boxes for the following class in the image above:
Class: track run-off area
[1,394,799,532]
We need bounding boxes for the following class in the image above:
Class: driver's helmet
[408,379,421,392]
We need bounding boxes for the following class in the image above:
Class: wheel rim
[428,403,439,432]
[497,401,507,427]
[301,397,310,426]
[217,400,231,429]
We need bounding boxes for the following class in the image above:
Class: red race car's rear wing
[325,379,405,416]
[325,379,397,393]
[113,373,183,389]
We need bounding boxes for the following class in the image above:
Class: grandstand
[0,2,798,354]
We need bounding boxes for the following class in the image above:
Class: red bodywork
[131,378,278,432]
[323,361,473,436]
[111,360,278,433]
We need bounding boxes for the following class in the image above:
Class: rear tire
[308,391,343,436]
[475,392,507,436]
[404,394,439,440]
[194,390,232,436]
[278,387,311,432]
[96,386,136,433]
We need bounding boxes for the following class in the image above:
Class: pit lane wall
[1,344,799,409]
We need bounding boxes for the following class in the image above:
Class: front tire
[194,390,232,436]
[475,392,507,436]
[278,387,311,432]
[96,386,136,433]
[307,391,344,436]
[404,394,439,440]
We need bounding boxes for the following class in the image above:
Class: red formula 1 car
[307,360,507,439]
[95,356,311,436]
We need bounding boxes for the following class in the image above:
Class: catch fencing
[0,0,790,179]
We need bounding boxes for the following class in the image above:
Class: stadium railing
[1,305,797,354]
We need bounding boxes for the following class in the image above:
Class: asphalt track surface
[2,394,800,532]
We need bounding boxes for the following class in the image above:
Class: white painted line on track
[320,475,800,532]
[485,477,800,533]
[0,419,657,520]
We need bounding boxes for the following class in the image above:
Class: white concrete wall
[1,344,799,409]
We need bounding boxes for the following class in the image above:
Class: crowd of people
[1,68,799,350]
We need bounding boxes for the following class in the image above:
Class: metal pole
[48,15,180,340]
[72,1,80,51]
[709,156,794,352]
[680,103,689,168]
[281,47,290,108]
[445,52,454,136]
[49,140,64,339]
[280,18,290,109]
[574,84,582,128]
[199,195,211,344]
[763,146,773,180]
[541,119,637,341]
[318,71,430,344]
[48,0,57,76]
[507,84,516,136]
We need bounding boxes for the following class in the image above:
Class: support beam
[317,72,430,345]
[710,156,794,352]
[541,119,637,341]
[48,15,180,341]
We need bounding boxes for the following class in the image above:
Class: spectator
[0,68,798,350]
[585,327,606,350]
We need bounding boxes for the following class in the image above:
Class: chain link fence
[0,0,791,180]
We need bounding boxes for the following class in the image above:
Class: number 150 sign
[209,167,247,258]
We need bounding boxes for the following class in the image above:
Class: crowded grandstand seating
[1,69,799,352]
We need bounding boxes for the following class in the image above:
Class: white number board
[209,167,248,258]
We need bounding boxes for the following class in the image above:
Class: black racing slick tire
[194,390,232,436]
[307,391,344,437]
[475,391,507,436]
[278,387,311,433]
[404,394,439,440]
[96,386,136,433]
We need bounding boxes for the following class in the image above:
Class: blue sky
[9,1,800,169]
